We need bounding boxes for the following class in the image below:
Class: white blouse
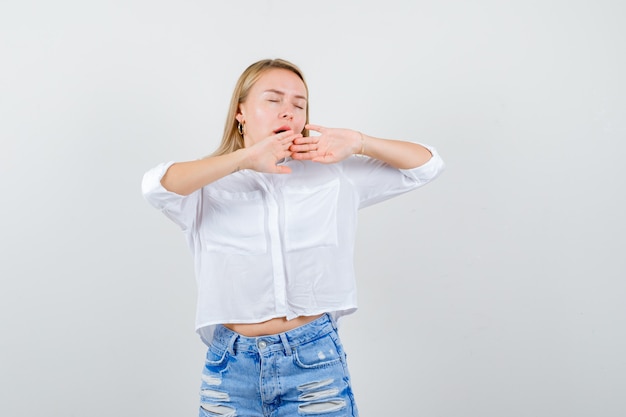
[142,146,444,345]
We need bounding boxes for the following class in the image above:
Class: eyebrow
[263,89,307,100]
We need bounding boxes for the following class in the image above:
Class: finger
[305,124,325,133]
[280,133,302,144]
[273,130,295,142]
[275,129,294,137]
[291,135,317,145]
[290,151,315,161]
[289,143,317,152]
[289,133,304,141]
[289,141,313,151]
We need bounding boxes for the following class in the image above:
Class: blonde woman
[142,58,444,416]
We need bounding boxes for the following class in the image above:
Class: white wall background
[2,1,625,416]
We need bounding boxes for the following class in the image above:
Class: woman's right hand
[160,131,301,195]
[243,130,301,174]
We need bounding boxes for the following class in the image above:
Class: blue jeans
[199,314,359,416]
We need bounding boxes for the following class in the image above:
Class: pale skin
[161,68,433,336]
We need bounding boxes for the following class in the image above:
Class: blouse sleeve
[141,161,201,231]
[342,143,445,209]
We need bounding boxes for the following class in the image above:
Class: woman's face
[237,68,308,147]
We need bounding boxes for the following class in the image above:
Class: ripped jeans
[199,314,358,417]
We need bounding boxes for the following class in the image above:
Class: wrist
[356,132,366,155]
[233,147,252,172]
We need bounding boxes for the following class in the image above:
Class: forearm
[160,148,248,196]
[360,134,433,169]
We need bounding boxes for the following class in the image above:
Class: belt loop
[227,332,239,355]
[327,313,338,330]
[279,333,292,356]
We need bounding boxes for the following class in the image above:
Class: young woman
[142,58,444,417]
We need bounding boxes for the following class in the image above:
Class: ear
[235,106,244,123]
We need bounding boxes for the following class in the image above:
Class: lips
[274,125,291,134]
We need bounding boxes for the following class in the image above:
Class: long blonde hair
[212,59,310,157]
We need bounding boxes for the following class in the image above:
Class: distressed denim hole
[298,378,334,392]
[298,399,346,414]
[202,374,222,386]
[299,388,340,401]
[201,389,230,401]
[200,403,236,417]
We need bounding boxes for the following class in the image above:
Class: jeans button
[258,340,267,349]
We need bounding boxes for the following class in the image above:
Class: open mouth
[274,126,290,134]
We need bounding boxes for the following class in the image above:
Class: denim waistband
[211,314,337,356]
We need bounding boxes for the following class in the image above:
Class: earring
[238,121,244,136]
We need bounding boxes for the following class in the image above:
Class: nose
[280,106,293,119]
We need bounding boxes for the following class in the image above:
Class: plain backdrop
[1,1,625,416]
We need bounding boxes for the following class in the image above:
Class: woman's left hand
[289,124,362,164]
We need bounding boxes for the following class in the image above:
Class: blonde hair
[212,58,310,157]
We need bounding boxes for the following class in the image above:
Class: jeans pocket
[203,344,230,376]
[293,333,342,369]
